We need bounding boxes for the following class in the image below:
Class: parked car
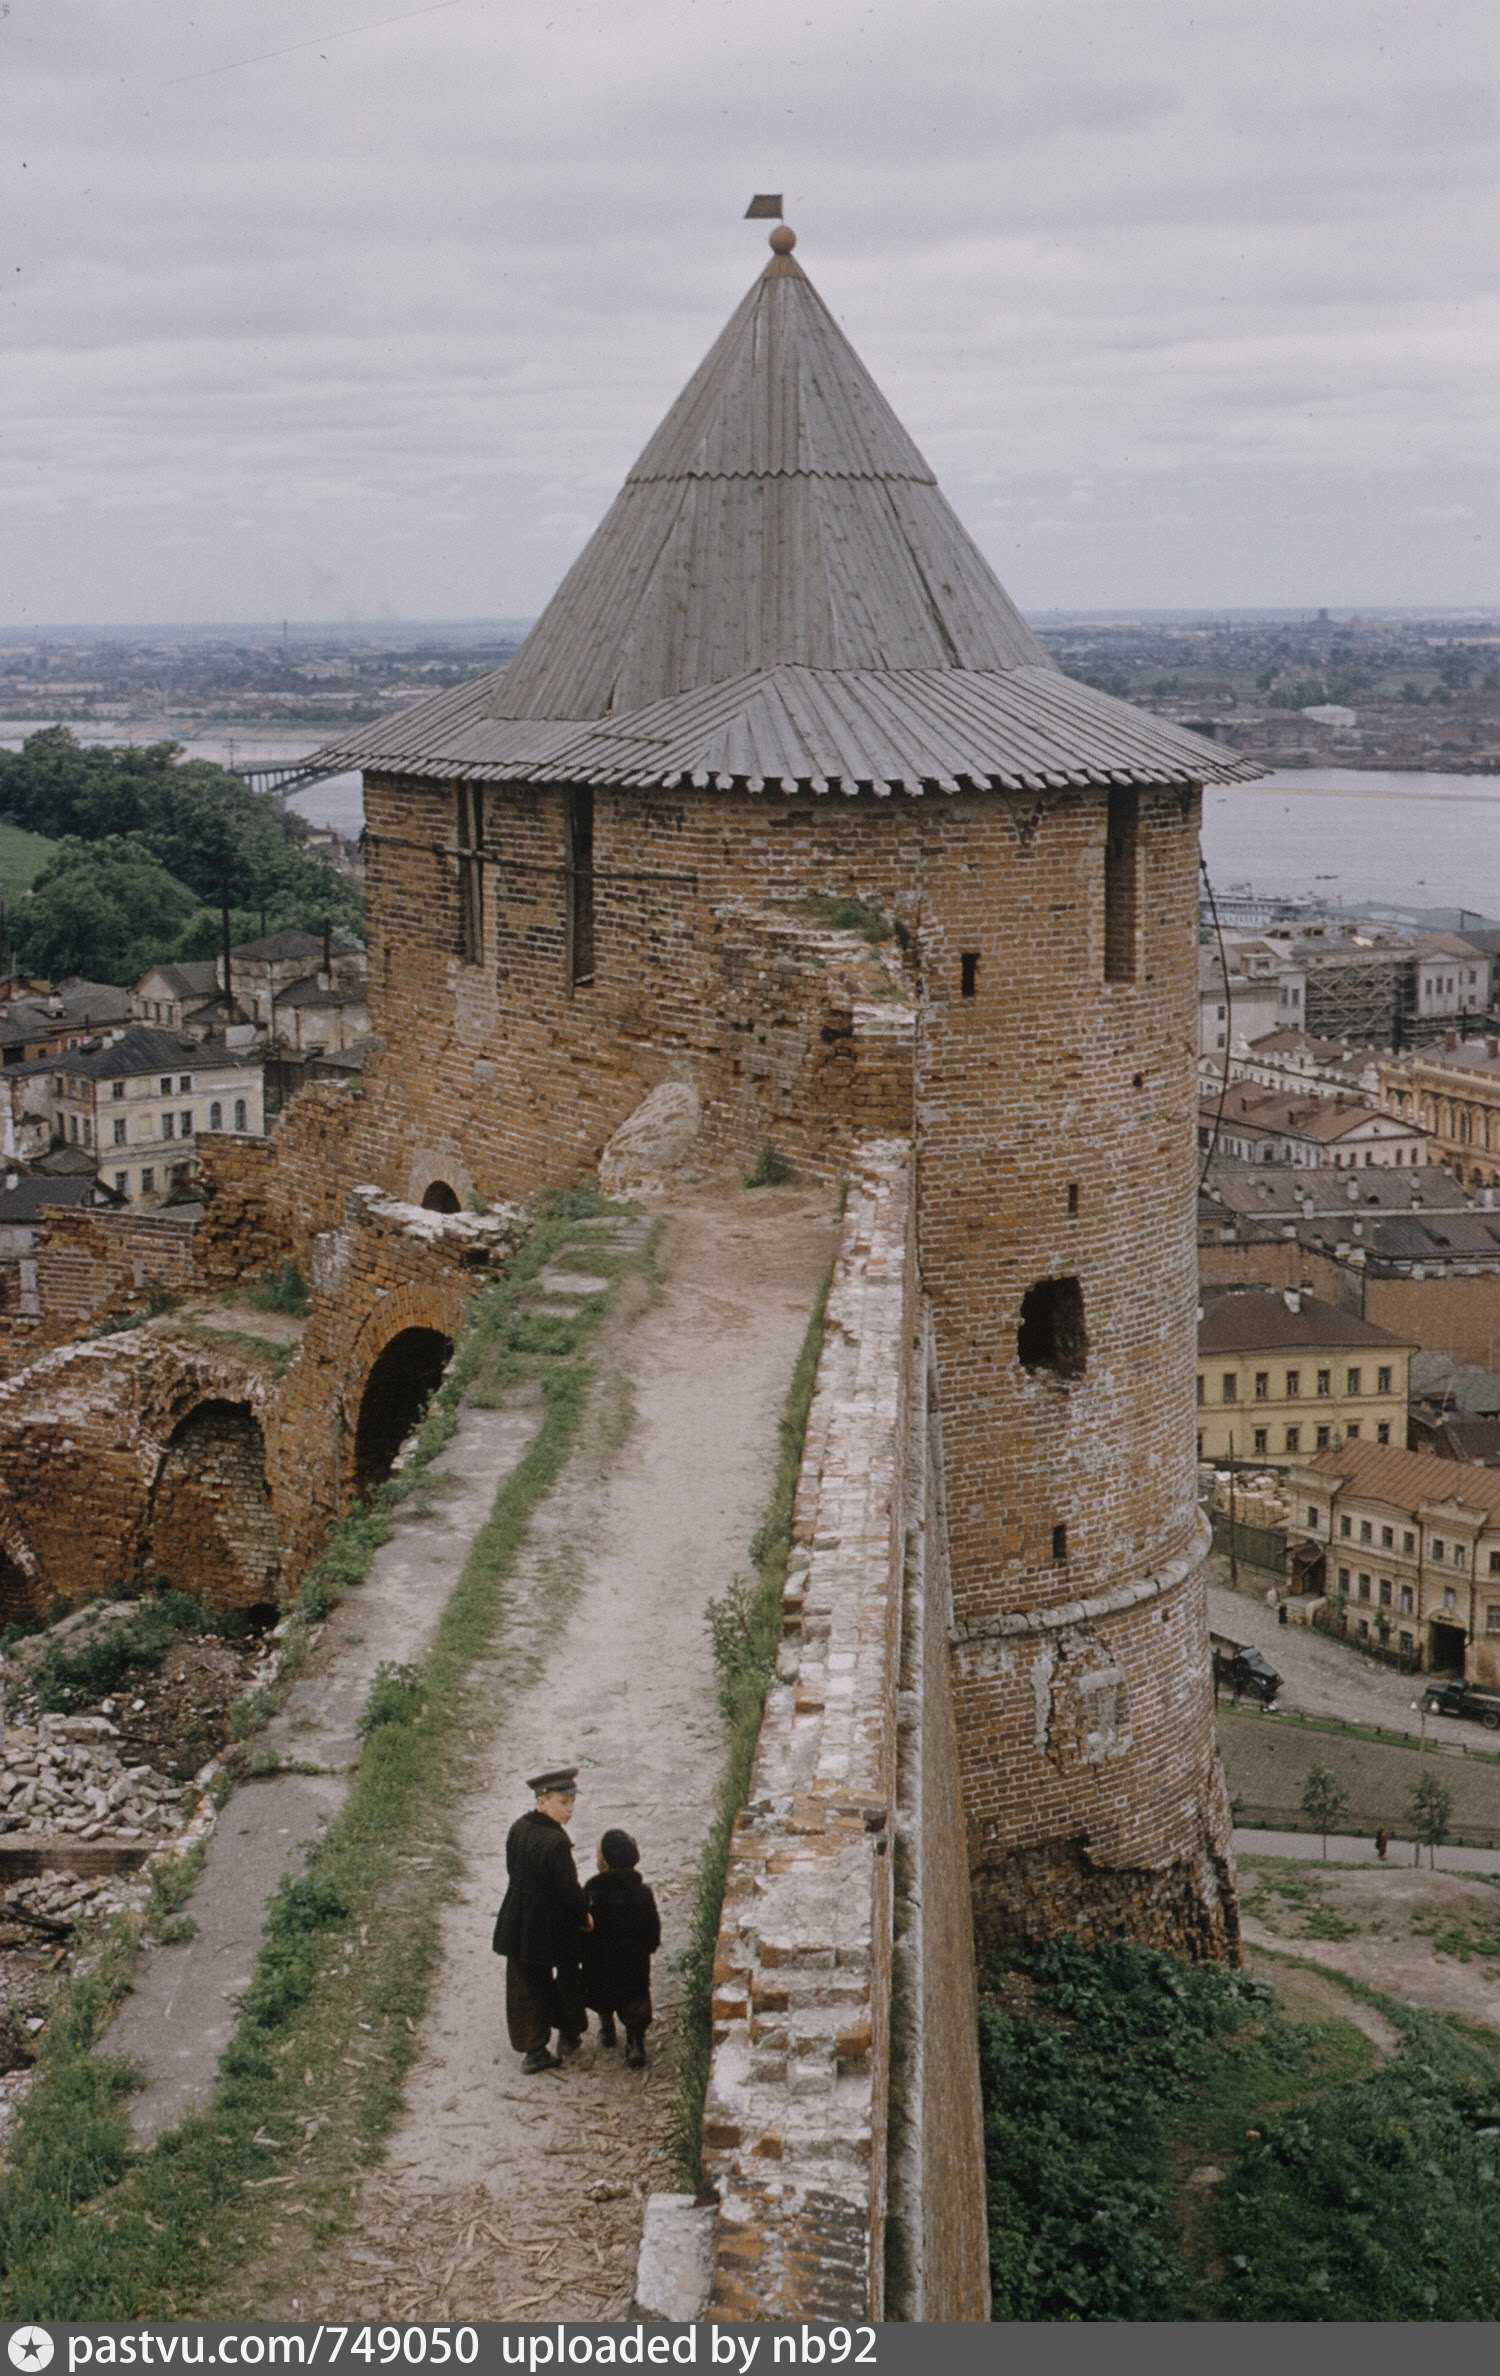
[1422,1680,1500,1732]
[1212,1641,1282,1707]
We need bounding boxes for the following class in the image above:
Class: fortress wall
[698,1138,985,2322]
[702,1141,912,2319]
[357,778,928,1203]
[196,1083,366,1283]
[0,1207,199,1377]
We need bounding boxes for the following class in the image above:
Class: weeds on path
[0,1189,627,2321]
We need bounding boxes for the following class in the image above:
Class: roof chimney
[1283,1288,1302,1315]
[1346,1177,1359,1201]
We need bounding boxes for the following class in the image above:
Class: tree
[1298,1762,1349,1859]
[0,728,363,947]
[13,838,201,985]
[1408,1771,1455,1871]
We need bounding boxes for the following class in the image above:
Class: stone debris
[598,1082,702,1199]
[0,1718,184,1842]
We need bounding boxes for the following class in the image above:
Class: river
[2,719,1495,921]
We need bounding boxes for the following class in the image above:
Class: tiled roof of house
[1302,1437,1500,1521]
[1198,1286,1410,1354]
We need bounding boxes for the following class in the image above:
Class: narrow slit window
[567,788,595,989]
[960,951,979,999]
[1051,1523,1068,1562]
[1067,1182,1080,1215]
[1103,787,1139,983]
[456,785,484,964]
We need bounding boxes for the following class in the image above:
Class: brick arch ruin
[335,1279,466,1502]
[0,1335,281,1616]
[143,1399,282,1614]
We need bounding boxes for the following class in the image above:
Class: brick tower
[320,224,1254,1958]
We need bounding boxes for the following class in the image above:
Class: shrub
[744,1145,793,1189]
[245,1263,310,1318]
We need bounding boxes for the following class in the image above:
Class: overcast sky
[3,0,1496,625]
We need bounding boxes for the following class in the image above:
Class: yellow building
[1288,1440,1500,1681]
[1381,1034,1500,1192]
[1196,1286,1412,1466]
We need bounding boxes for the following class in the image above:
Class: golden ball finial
[769,223,796,255]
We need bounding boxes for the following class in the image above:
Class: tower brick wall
[354,769,1236,1958]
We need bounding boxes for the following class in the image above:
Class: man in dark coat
[492,1765,589,2073]
[582,1827,661,2068]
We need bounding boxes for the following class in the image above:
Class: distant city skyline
[4,0,1497,627]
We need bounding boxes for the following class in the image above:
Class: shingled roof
[312,230,1259,800]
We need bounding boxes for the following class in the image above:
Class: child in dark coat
[582,1828,661,2068]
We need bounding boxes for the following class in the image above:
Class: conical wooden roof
[491,245,1049,720]
[314,234,1258,794]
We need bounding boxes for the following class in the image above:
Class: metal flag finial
[744,193,783,220]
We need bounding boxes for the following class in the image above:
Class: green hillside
[0,818,58,905]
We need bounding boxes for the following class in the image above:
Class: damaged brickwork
[0,1332,282,1616]
[0,1179,523,1617]
[699,1141,988,2323]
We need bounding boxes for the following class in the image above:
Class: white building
[32,1023,266,1209]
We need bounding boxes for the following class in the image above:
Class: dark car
[1422,1680,1500,1732]
[1213,1644,1281,1707]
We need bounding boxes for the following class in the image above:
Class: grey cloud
[1,0,1495,621]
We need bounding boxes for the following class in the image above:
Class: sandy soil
[258,1180,836,2321]
[1238,1857,1500,2031]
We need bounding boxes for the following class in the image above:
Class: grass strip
[0,1188,625,2320]
[669,1272,831,2190]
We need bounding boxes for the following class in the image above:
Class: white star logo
[8,2335,54,2373]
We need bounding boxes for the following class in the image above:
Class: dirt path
[1237,1856,1500,2031]
[264,1181,836,2321]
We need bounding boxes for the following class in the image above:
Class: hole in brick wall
[1052,1523,1068,1561]
[1132,1071,1144,1089]
[1017,1276,1088,1378]
[0,1549,38,1627]
[354,1327,453,1495]
[960,951,979,999]
[144,1401,281,1614]
[1067,1182,1079,1215]
[419,1180,462,1213]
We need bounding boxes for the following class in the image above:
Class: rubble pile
[0,1715,184,1843]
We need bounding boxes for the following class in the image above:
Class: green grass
[1220,1700,1500,1767]
[669,1271,831,2189]
[978,1935,1500,2323]
[13,1589,255,1718]
[242,1263,310,1318]
[0,817,58,904]
[0,1191,633,2320]
[743,1145,794,1189]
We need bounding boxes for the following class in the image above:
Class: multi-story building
[0,978,133,1067]
[1288,1439,1500,1680]
[219,928,367,1034]
[1381,1034,1500,1192]
[1203,1082,1428,1169]
[34,1023,265,1208]
[1196,1286,1412,1464]
[132,960,222,1032]
[1198,947,1304,1064]
[1228,1028,1381,1101]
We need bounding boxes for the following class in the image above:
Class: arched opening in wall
[420,1181,462,1213]
[0,1548,39,1629]
[354,1328,453,1495]
[1018,1277,1088,1378]
[144,1401,281,1620]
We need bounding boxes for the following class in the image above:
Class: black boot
[598,2014,618,2049]
[522,2046,559,2074]
[624,2029,646,2069]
